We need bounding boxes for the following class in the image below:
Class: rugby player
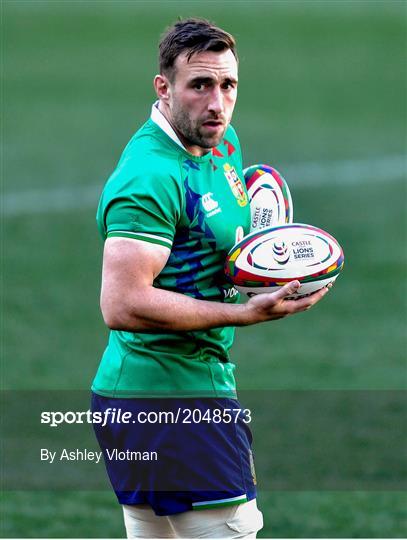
[92,18,329,539]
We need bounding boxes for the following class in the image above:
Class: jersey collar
[150,101,187,151]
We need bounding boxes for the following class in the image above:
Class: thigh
[123,504,177,539]
[169,499,264,539]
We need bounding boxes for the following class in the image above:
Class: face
[155,49,238,156]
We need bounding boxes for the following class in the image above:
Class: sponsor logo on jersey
[223,164,248,207]
[202,192,222,218]
[223,286,239,300]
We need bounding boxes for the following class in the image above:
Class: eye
[221,81,236,90]
[193,82,206,91]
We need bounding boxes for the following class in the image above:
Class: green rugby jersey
[92,105,250,398]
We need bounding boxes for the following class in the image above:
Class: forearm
[102,285,251,332]
[100,233,329,332]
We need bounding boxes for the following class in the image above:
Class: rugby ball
[225,223,344,298]
[244,164,293,231]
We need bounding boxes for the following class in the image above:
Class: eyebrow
[188,76,238,85]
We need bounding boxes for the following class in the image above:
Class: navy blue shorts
[91,393,257,515]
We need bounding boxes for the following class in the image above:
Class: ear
[154,74,171,102]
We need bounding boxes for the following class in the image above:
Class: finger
[275,280,301,301]
[283,285,328,313]
[305,285,330,306]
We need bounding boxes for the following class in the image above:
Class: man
[92,18,329,538]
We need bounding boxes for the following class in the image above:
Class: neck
[157,101,210,157]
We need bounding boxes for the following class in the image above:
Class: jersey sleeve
[97,161,183,249]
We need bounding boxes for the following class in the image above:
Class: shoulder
[224,124,240,143]
[102,124,184,201]
[117,121,183,179]
[223,124,241,151]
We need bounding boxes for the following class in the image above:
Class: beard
[171,103,227,149]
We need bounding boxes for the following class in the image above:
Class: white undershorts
[122,498,264,539]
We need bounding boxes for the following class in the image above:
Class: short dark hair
[159,18,237,81]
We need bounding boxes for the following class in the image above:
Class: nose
[208,86,224,115]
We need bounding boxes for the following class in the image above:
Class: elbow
[100,296,145,331]
[101,310,123,331]
[100,295,127,330]
[100,303,120,330]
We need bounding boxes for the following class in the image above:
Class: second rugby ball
[244,164,293,231]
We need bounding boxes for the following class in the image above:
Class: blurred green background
[2,0,406,537]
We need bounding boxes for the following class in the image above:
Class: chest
[178,158,251,253]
